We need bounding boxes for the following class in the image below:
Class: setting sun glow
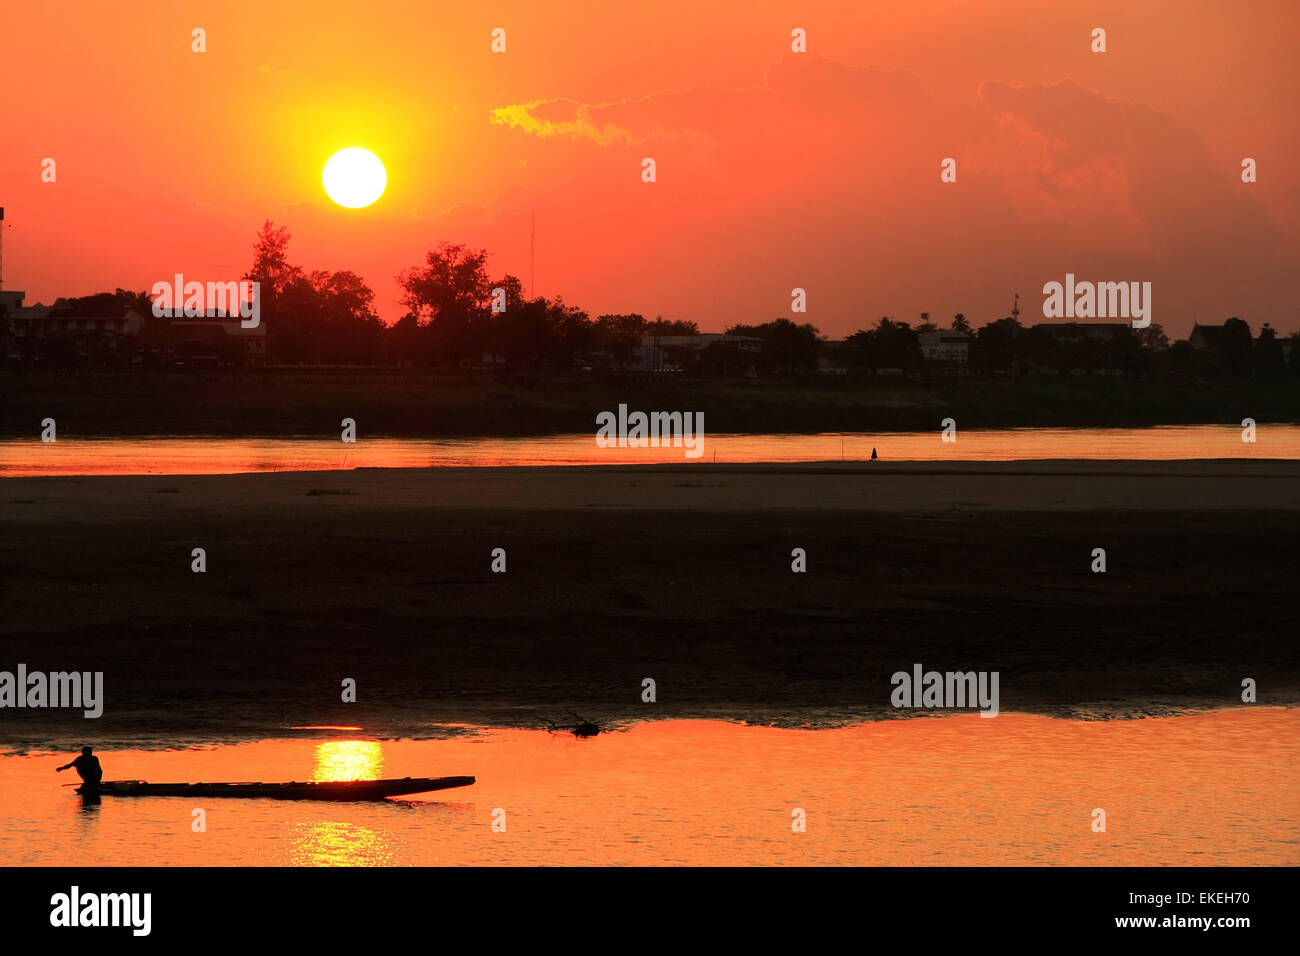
[322,148,387,209]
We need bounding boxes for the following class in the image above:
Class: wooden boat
[77,775,475,801]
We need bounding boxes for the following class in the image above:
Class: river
[1,424,1296,476]
[3,711,1296,866]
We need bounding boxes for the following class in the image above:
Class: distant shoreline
[2,371,1298,438]
[2,705,1283,756]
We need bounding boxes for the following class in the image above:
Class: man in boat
[56,746,104,789]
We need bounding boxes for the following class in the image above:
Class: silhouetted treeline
[5,222,1298,381]
[246,224,706,369]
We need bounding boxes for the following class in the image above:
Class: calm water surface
[3,711,1296,866]
[1,425,1297,476]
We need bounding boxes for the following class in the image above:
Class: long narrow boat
[77,775,475,801]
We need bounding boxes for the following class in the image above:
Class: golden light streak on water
[312,741,384,782]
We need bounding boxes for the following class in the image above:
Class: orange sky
[1,0,1297,337]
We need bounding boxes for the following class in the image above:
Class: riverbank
[2,461,1297,749]
[2,370,1298,437]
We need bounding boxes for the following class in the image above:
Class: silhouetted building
[631,332,762,372]
[1030,322,1130,343]
[164,315,267,367]
[917,329,971,365]
[3,292,144,362]
[1188,322,1249,351]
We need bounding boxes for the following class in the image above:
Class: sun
[322,148,387,208]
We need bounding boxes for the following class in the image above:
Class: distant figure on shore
[871,447,878,461]
[56,747,103,787]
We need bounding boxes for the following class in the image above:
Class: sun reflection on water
[312,741,384,782]
[289,820,398,867]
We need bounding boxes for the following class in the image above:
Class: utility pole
[530,209,535,300]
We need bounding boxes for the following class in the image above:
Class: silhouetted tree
[647,317,698,336]
[246,221,300,298]
[1136,323,1168,353]
[243,222,382,364]
[845,317,923,371]
[0,298,11,364]
[726,318,821,371]
[489,296,590,369]
[1167,339,1196,377]
[1253,323,1287,380]
[971,316,1021,372]
[397,243,494,365]
[309,270,384,364]
[593,313,648,368]
[1219,317,1254,377]
[1105,327,1147,375]
[386,313,422,366]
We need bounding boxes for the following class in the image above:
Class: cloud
[974,80,1286,263]
[489,98,640,147]
[478,56,1294,334]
